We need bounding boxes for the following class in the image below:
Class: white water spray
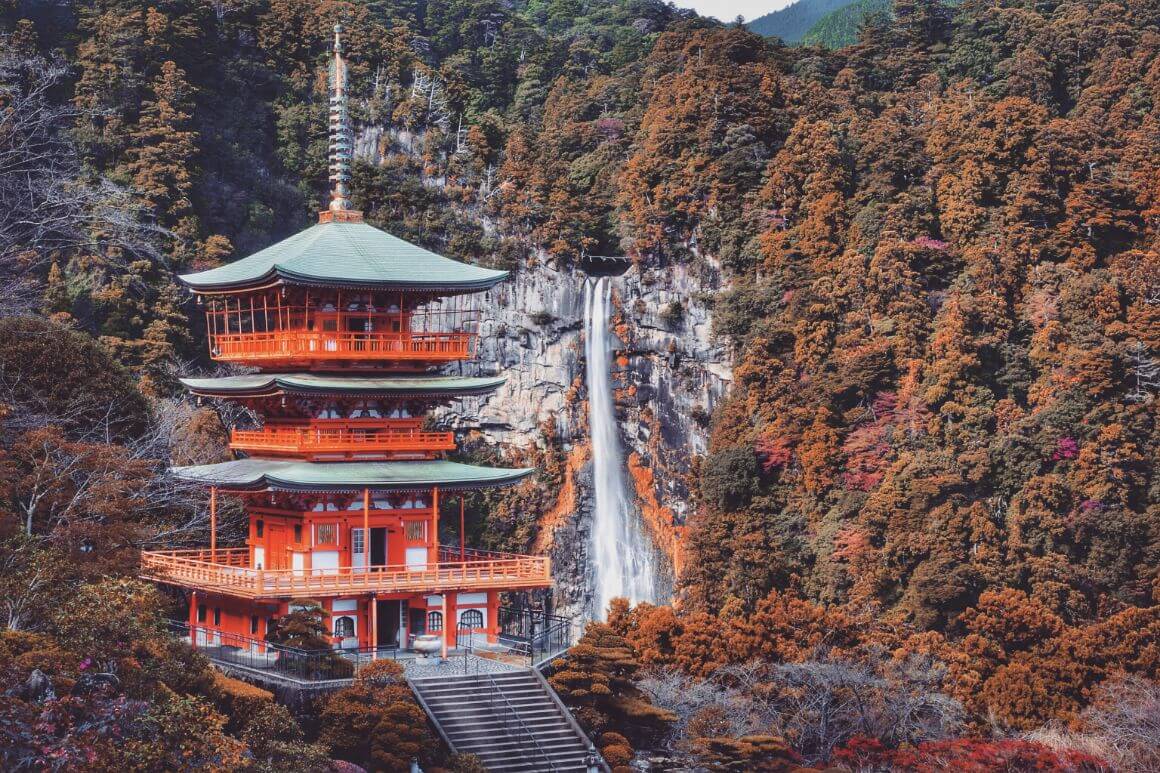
[584,276,659,618]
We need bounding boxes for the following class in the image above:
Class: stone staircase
[409,669,601,772]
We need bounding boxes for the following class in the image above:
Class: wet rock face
[437,256,732,620]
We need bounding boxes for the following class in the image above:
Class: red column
[487,591,499,645]
[371,596,378,659]
[189,591,198,649]
[441,593,450,659]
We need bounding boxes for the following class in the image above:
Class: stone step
[424,691,559,710]
[424,709,574,731]
[412,673,536,687]
[471,754,589,772]
[419,688,548,703]
[439,711,566,727]
[472,755,588,770]
[452,738,588,756]
[472,749,589,765]
[448,726,580,743]
[420,680,541,693]
[409,667,600,773]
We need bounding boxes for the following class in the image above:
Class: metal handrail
[495,606,574,667]
[169,620,397,683]
[483,670,558,773]
[531,667,610,773]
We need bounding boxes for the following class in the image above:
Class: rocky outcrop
[437,256,732,620]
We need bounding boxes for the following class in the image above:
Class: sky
[671,0,796,23]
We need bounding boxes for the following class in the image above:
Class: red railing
[208,330,474,364]
[140,548,552,599]
[230,419,455,459]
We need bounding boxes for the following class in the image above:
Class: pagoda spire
[324,23,360,221]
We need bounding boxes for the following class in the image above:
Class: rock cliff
[438,256,733,620]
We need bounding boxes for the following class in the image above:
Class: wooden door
[266,525,288,570]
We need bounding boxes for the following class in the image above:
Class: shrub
[207,671,273,732]
[319,667,437,771]
[600,742,634,767]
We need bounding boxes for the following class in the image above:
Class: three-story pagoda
[141,26,550,656]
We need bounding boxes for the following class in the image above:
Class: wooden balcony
[140,547,552,600]
[208,330,474,365]
[230,419,456,460]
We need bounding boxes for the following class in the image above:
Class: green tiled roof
[179,221,508,293]
[172,459,534,493]
[180,373,505,399]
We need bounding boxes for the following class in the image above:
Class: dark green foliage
[700,446,761,511]
[0,316,150,439]
[748,0,858,43]
[801,0,893,48]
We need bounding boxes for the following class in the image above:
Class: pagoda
[141,26,551,657]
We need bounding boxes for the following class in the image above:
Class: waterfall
[584,276,659,618]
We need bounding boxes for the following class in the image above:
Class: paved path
[403,653,525,679]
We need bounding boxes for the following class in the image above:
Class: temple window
[459,609,483,629]
[427,611,443,631]
[293,524,303,543]
[404,521,427,541]
[316,523,338,545]
[334,616,355,638]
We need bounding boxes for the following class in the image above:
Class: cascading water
[584,276,660,618]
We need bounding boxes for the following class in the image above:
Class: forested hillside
[2,0,1158,769]
[747,0,854,43]
[800,0,891,47]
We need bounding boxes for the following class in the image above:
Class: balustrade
[140,548,551,599]
[230,419,455,459]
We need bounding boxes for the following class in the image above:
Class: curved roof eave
[179,374,507,399]
[170,459,534,493]
[183,266,511,294]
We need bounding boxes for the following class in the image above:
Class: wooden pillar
[189,591,198,649]
[441,592,449,660]
[431,486,440,562]
[209,486,217,562]
[363,487,370,570]
[459,495,466,561]
[371,596,378,658]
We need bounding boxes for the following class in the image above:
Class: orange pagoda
[141,26,551,659]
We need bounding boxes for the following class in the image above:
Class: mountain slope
[800,0,890,47]
[747,0,855,43]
